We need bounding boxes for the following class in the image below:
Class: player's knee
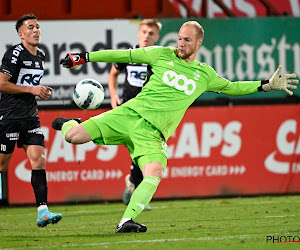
[64,131,73,143]
[154,168,164,180]
[65,131,80,144]
[64,125,90,144]
[150,165,164,179]
[64,127,79,143]
[142,162,164,180]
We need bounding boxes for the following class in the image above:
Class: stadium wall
[7,105,300,204]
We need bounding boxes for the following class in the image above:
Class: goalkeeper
[108,19,162,209]
[53,21,298,233]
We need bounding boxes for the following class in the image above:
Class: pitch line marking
[265,214,296,218]
[1,233,286,249]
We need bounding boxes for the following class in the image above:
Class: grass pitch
[0,195,299,249]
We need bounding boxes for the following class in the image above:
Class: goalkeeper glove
[262,65,298,96]
[59,52,89,69]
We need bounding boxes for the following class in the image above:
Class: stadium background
[0,0,299,204]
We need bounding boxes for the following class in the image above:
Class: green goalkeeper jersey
[89,46,261,140]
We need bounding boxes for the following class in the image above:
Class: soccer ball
[73,79,105,110]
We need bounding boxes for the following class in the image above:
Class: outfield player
[108,19,162,208]
[0,14,62,227]
[53,21,298,233]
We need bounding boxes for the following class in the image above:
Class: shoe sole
[116,227,147,233]
[37,216,62,227]
[115,222,147,233]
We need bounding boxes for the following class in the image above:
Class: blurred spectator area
[0,0,298,20]
[0,0,180,20]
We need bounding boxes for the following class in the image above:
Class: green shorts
[81,106,167,170]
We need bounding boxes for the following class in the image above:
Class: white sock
[118,218,131,226]
[38,205,48,212]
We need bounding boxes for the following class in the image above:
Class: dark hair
[15,13,38,32]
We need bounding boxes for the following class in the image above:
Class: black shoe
[115,219,147,233]
[52,117,82,130]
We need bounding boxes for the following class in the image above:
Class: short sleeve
[0,49,18,78]
[114,62,126,72]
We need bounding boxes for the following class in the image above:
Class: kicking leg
[52,117,92,144]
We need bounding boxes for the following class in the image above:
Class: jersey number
[0,144,6,152]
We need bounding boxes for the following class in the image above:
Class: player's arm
[206,65,298,96]
[0,73,52,100]
[60,47,163,68]
[108,64,121,109]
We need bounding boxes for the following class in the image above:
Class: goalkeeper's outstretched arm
[259,65,298,96]
[59,50,133,69]
[216,65,298,96]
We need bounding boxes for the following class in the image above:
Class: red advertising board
[7,105,300,204]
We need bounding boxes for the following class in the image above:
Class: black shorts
[0,118,45,154]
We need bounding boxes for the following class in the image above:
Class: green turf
[0,195,299,249]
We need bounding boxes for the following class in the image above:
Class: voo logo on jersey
[163,70,196,95]
[17,68,44,86]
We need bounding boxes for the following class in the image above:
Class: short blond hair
[140,19,162,31]
[181,21,204,39]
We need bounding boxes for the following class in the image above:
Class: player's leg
[21,119,62,227]
[123,162,152,210]
[116,117,167,233]
[53,107,138,147]
[24,144,62,227]
[129,162,144,187]
[131,163,152,210]
[0,153,13,172]
[125,159,163,219]
[116,159,164,233]
[52,118,91,144]
[122,162,143,205]
[0,120,16,172]
[64,123,92,144]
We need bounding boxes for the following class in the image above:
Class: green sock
[122,176,160,220]
[62,120,78,140]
